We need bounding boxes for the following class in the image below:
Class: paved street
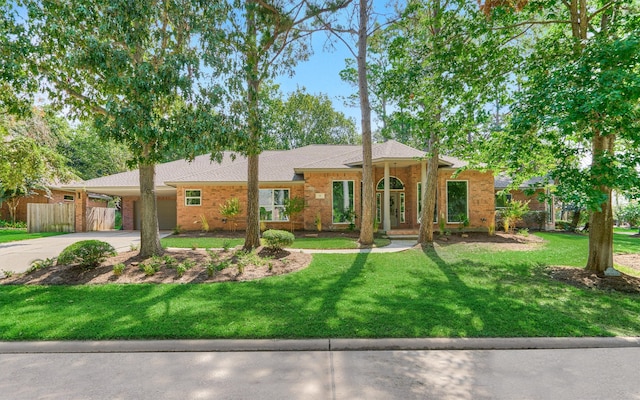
[1,341,640,399]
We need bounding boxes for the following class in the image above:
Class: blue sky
[275,33,364,126]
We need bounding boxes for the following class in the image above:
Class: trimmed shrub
[57,240,117,268]
[262,229,295,250]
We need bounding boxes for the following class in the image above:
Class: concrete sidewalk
[4,345,640,400]
[0,231,172,273]
[1,337,639,354]
[287,239,417,254]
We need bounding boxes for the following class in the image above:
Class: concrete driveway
[0,231,172,273]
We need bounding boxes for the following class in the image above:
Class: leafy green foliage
[26,258,56,274]
[20,0,230,257]
[0,111,73,222]
[498,200,530,234]
[616,202,640,227]
[57,240,117,269]
[262,86,359,149]
[113,263,126,277]
[57,122,131,180]
[262,229,295,250]
[283,196,306,232]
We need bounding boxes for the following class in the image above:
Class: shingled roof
[64,140,469,196]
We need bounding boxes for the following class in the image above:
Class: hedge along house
[64,140,496,234]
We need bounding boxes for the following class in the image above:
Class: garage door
[134,199,177,230]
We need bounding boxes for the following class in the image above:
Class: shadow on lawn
[2,247,640,340]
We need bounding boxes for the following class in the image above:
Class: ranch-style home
[63,140,500,233]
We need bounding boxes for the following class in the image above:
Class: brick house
[64,140,497,233]
[494,175,556,230]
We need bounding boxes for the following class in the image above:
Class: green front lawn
[1,232,639,340]
[161,236,245,249]
[161,235,391,250]
[0,229,67,244]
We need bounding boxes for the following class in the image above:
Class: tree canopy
[262,86,359,150]
[480,0,640,272]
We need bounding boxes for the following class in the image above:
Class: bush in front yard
[57,240,117,268]
[262,229,295,250]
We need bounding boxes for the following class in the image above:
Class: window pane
[273,189,288,206]
[495,193,512,208]
[377,177,404,190]
[333,181,354,223]
[259,189,271,206]
[185,190,200,197]
[447,181,468,222]
[259,189,290,221]
[186,198,201,206]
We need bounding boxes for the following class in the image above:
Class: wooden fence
[87,207,116,231]
[27,203,75,233]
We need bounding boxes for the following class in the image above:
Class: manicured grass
[614,226,639,235]
[161,236,391,250]
[161,237,244,249]
[2,232,639,340]
[0,229,67,244]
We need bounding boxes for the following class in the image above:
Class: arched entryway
[376,176,405,228]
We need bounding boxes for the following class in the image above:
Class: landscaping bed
[1,247,311,285]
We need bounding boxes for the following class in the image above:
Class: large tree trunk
[138,163,162,258]
[586,193,614,273]
[418,132,439,244]
[244,153,261,250]
[357,0,374,246]
[585,131,615,273]
[242,2,261,251]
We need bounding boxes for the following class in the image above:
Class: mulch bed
[1,247,311,285]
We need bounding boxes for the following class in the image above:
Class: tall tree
[22,0,228,257]
[0,1,38,115]
[217,0,350,251]
[315,0,400,245]
[264,87,359,149]
[58,122,132,180]
[483,0,640,273]
[0,112,72,222]
[384,0,512,243]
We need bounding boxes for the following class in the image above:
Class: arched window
[376,176,405,190]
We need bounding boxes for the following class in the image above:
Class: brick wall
[438,169,496,231]
[302,171,362,231]
[175,184,306,232]
[121,196,136,230]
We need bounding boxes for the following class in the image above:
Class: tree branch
[493,19,572,30]
[588,0,616,23]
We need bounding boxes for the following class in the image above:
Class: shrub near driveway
[1,233,640,340]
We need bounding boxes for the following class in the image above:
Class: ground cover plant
[1,232,639,340]
[0,229,67,244]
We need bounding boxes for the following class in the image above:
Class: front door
[389,193,399,228]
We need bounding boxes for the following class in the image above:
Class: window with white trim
[63,194,74,201]
[376,176,405,190]
[259,189,289,221]
[447,181,468,223]
[185,189,202,206]
[417,183,437,223]
[332,180,355,224]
